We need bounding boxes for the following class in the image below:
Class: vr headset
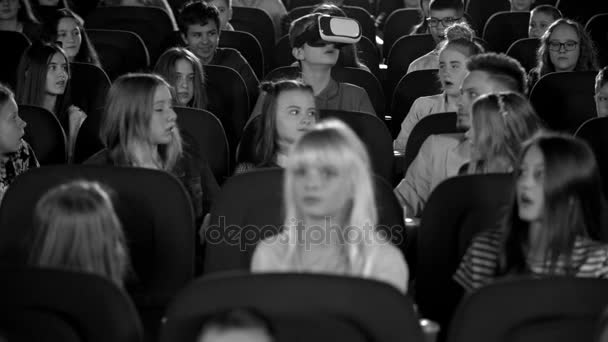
[292,15,362,48]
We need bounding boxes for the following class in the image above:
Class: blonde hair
[469,92,542,173]
[29,181,129,287]
[282,119,379,276]
[100,73,182,171]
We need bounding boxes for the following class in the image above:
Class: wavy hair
[469,92,543,173]
[154,47,208,110]
[100,73,182,171]
[282,119,380,276]
[535,18,598,77]
[498,133,607,276]
[29,180,130,287]
[16,42,72,129]
[41,8,101,67]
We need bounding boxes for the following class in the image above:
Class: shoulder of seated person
[337,81,366,93]
[426,133,464,146]
[83,149,111,165]
[415,93,443,105]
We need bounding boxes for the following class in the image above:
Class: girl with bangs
[85,73,219,226]
[29,180,130,287]
[16,42,86,160]
[154,47,208,110]
[454,133,608,292]
[528,18,599,90]
[464,92,543,174]
[251,119,409,293]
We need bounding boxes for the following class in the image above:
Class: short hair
[251,79,316,167]
[466,53,528,94]
[596,66,608,93]
[288,13,320,48]
[100,73,183,171]
[536,18,598,76]
[429,0,464,14]
[203,0,231,8]
[198,309,274,341]
[29,180,129,287]
[0,83,15,109]
[154,47,208,110]
[16,42,72,129]
[531,5,562,21]
[178,1,220,35]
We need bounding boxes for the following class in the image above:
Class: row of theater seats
[3,266,608,342]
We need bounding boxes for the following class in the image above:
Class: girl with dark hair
[454,133,608,292]
[236,79,317,173]
[15,42,86,157]
[41,8,101,67]
[528,18,599,90]
[0,0,41,41]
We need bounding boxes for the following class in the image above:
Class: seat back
[465,0,510,34]
[447,278,608,342]
[585,13,608,68]
[403,112,461,173]
[85,6,176,65]
[160,273,423,342]
[320,109,394,182]
[383,8,424,57]
[87,29,150,80]
[69,62,111,116]
[390,69,442,138]
[506,37,540,72]
[235,115,261,165]
[0,267,143,342]
[219,30,265,79]
[287,0,372,12]
[558,0,608,26]
[0,31,30,90]
[19,105,67,165]
[231,6,275,71]
[575,117,608,198]
[416,173,513,328]
[174,106,230,184]
[483,11,530,53]
[202,168,405,274]
[205,64,250,153]
[0,165,195,307]
[529,71,597,133]
[386,34,436,108]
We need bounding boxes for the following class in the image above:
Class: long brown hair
[154,47,208,110]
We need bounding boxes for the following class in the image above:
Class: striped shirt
[453,229,608,292]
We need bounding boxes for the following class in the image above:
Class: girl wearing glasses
[528,19,598,90]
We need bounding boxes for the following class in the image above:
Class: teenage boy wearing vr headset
[249,14,375,121]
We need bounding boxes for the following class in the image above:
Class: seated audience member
[28,180,130,287]
[251,13,375,120]
[395,53,527,218]
[41,8,101,67]
[310,3,370,73]
[252,120,409,294]
[528,18,599,90]
[409,0,432,35]
[454,133,608,292]
[0,83,39,202]
[236,79,317,173]
[595,66,608,117]
[197,309,275,342]
[154,47,209,110]
[85,73,219,226]
[178,1,259,107]
[465,92,542,174]
[0,0,41,41]
[232,0,286,40]
[528,5,562,39]
[16,42,86,159]
[98,0,178,30]
[407,0,465,74]
[394,27,484,152]
[510,0,534,12]
[203,0,233,30]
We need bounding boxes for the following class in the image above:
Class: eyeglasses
[548,40,579,52]
[427,17,462,27]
